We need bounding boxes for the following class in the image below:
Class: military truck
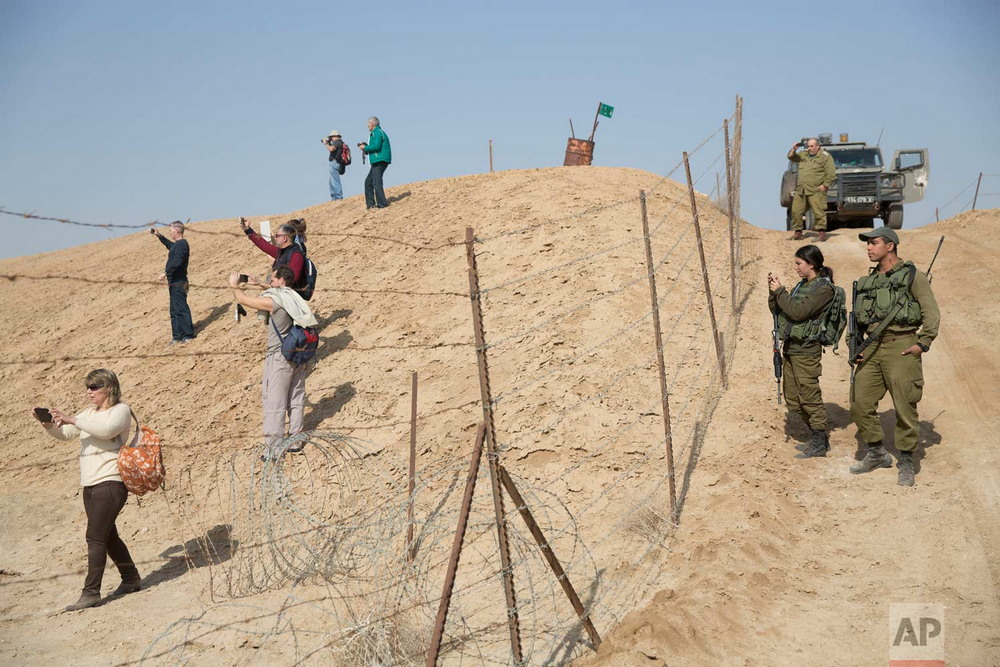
[780,133,929,230]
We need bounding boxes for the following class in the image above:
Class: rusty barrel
[563,138,594,166]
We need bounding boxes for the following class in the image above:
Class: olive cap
[859,227,900,245]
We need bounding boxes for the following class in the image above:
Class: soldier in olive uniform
[768,245,836,458]
[849,228,940,486]
[787,138,837,242]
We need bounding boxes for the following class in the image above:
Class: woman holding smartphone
[34,368,141,611]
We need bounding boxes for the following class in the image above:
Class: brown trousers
[82,480,134,596]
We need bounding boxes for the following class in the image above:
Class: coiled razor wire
[148,430,602,665]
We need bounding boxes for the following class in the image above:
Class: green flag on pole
[598,103,614,118]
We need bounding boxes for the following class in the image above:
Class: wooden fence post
[407,371,418,562]
[426,423,486,666]
[683,153,728,389]
[465,227,523,664]
[972,172,983,210]
[639,191,677,512]
[723,119,737,314]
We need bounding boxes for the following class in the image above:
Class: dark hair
[288,218,307,240]
[795,244,834,283]
[273,265,295,284]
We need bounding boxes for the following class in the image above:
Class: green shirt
[790,149,836,191]
[364,126,392,164]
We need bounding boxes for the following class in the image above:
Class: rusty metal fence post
[407,371,418,562]
[498,466,602,651]
[465,227,523,664]
[683,153,728,389]
[426,423,486,666]
[723,119,737,314]
[639,191,676,512]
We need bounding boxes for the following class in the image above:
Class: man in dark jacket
[360,116,392,209]
[323,130,345,200]
[151,221,195,343]
[239,217,306,289]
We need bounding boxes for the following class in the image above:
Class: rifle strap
[856,264,917,358]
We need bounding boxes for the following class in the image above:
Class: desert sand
[0,167,997,665]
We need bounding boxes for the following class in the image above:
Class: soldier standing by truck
[787,138,837,242]
[848,228,940,486]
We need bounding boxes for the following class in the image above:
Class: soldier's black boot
[897,451,915,487]
[795,429,829,458]
[850,442,894,474]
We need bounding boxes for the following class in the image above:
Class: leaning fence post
[426,423,486,666]
[465,226,523,664]
[498,465,603,650]
[972,172,983,210]
[723,119,737,314]
[639,191,677,512]
[683,153,729,389]
[406,371,418,562]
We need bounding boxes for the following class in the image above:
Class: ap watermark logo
[889,603,944,666]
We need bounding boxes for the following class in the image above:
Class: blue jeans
[169,281,195,341]
[365,161,389,208]
[329,161,343,200]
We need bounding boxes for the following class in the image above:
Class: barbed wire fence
[3,98,760,665]
[929,172,1000,222]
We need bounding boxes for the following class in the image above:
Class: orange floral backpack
[117,410,166,495]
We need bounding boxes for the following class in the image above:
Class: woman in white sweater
[35,368,142,611]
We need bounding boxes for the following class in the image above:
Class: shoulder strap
[271,316,286,343]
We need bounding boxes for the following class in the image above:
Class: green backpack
[817,282,848,350]
[781,277,847,350]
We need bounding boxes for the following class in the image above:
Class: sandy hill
[0,170,997,665]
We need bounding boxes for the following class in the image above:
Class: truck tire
[885,204,903,229]
[780,172,796,207]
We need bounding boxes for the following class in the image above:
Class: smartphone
[238,274,249,284]
[34,407,52,423]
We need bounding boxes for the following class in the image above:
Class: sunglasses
[86,383,104,391]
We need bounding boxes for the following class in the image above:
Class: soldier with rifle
[768,245,837,459]
[848,228,940,486]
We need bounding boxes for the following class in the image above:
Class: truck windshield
[830,149,882,168]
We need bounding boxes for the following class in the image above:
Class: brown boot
[818,231,828,242]
[110,563,142,597]
[65,592,102,611]
[791,230,804,240]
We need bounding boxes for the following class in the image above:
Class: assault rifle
[847,280,861,389]
[772,312,782,404]
[926,236,944,284]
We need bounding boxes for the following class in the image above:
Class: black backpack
[293,241,318,301]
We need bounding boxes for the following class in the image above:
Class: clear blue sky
[2,0,998,259]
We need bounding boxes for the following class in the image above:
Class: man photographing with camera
[359,116,392,210]
[322,130,346,200]
[787,138,836,242]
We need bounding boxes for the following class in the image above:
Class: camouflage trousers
[783,352,826,430]
[850,333,924,452]
[790,189,828,231]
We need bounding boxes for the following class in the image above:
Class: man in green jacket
[788,138,837,241]
[849,228,940,486]
[360,116,392,209]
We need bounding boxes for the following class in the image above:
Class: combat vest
[854,260,920,329]
[777,277,842,345]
